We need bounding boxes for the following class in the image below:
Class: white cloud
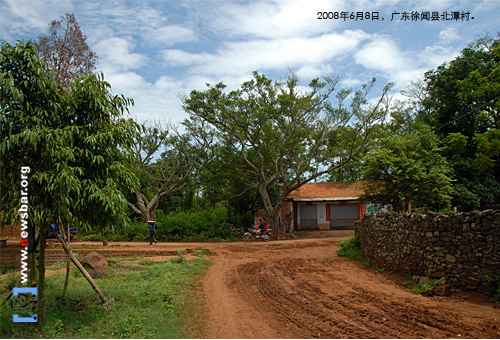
[162,49,210,66]
[148,25,197,46]
[439,27,460,43]
[214,0,341,39]
[4,0,497,127]
[94,37,148,72]
[418,45,460,68]
[105,71,149,95]
[188,30,369,78]
[355,38,407,73]
[296,64,334,79]
[0,0,73,40]
[353,36,444,91]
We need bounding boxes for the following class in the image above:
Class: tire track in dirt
[203,249,283,339]
[203,237,500,339]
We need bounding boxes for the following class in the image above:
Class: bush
[337,237,366,261]
[403,275,447,296]
[156,207,234,241]
[76,207,243,242]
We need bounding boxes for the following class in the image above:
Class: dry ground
[200,233,499,339]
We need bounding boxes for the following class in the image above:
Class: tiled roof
[287,182,364,200]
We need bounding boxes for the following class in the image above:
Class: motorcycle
[243,227,274,242]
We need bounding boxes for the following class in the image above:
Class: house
[287,182,366,230]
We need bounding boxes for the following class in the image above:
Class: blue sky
[1,0,499,125]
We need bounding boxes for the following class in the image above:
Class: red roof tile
[287,182,364,200]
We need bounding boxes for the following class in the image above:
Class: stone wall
[355,210,500,294]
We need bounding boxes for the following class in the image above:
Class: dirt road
[7,233,498,338]
[201,234,500,339]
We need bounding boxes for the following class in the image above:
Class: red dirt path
[200,234,499,339]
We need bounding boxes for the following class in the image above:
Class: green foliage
[111,314,147,338]
[421,34,500,210]
[195,246,211,256]
[1,264,16,274]
[155,207,235,241]
[123,120,213,224]
[2,273,21,292]
[171,249,188,264]
[482,274,500,301]
[0,40,137,233]
[337,237,366,262]
[361,119,453,212]
[0,40,140,324]
[184,71,393,236]
[403,276,446,296]
[81,207,239,242]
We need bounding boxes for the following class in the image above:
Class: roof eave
[288,196,361,202]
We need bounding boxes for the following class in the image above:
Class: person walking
[147,220,157,245]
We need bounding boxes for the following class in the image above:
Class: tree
[456,42,500,170]
[1,41,136,323]
[183,72,393,237]
[421,34,500,210]
[124,121,213,223]
[35,12,97,88]
[360,108,453,213]
[195,142,264,222]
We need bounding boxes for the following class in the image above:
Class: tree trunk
[129,191,160,222]
[61,222,71,298]
[37,225,46,326]
[28,230,40,287]
[61,257,70,298]
[258,185,293,238]
[57,228,108,303]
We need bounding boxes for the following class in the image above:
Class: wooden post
[57,227,108,303]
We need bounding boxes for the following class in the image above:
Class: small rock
[434,285,452,296]
[419,277,432,285]
[81,251,109,278]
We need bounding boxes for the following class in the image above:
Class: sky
[1,0,499,126]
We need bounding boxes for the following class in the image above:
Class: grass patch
[107,257,141,266]
[170,249,188,264]
[1,264,17,275]
[482,274,500,301]
[337,236,366,262]
[194,246,211,256]
[336,237,385,272]
[1,256,211,338]
[403,275,446,296]
[317,258,335,264]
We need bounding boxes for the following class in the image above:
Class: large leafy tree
[1,41,136,323]
[361,106,453,213]
[183,72,392,237]
[34,12,97,88]
[124,120,213,223]
[195,142,263,220]
[421,34,500,210]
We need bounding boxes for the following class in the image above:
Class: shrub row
[78,207,251,242]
